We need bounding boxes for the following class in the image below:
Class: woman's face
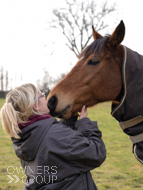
[33,91,50,114]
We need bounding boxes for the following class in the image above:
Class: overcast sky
[0,0,143,89]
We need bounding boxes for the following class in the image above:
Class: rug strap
[119,115,143,130]
[129,133,143,144]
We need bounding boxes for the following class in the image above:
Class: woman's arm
[66,117,106,172]
[48,106,106,173]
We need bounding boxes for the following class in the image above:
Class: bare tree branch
[48,0,116,57]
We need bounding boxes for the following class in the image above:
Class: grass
[88,102,143,190]
[0,99,143,190]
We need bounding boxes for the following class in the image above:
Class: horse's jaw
[47,96,98,119]
[49,105,71,119]
[47,84,98,119]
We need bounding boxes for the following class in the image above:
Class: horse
[47,20,143,163]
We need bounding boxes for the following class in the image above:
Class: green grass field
[0,99,143,190]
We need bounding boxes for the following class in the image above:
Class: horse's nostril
[47,95,58,111]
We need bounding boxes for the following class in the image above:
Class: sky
[0,0,143,89]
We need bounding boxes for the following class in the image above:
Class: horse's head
[47,21,125,119]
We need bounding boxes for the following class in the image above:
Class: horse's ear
[92,26,102,40]
[108,20,125,47]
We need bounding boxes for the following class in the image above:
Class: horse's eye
[87,60,100,66]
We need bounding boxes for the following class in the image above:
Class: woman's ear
[33,103,39,111]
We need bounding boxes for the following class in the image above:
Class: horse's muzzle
[47,95,58,113]
[47,95,71,118]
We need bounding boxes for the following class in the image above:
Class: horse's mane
[78,35,110,59]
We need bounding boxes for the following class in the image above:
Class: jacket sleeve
[66,118,106,172]
[49,117,106,173]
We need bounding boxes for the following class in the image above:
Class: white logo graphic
[7,175,20,183]
[7,165,57,184]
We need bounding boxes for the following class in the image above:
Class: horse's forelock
[78,35,110,59]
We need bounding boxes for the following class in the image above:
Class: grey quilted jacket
[12,117,106,190]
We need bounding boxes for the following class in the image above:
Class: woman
[1,83,106,190]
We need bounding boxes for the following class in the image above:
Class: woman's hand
[79,105,87,119]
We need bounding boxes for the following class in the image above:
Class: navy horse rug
[112,46,143,164]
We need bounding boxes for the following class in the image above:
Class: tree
[5,70,8,91]
[0,66,4,91]
[37,69,67,95]
[49,0,116,57]
[37,70,52,96]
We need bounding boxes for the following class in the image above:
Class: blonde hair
[0,83,40,139]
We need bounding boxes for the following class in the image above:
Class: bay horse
[47,21,143,163]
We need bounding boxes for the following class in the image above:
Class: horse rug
[111,46,143,164]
